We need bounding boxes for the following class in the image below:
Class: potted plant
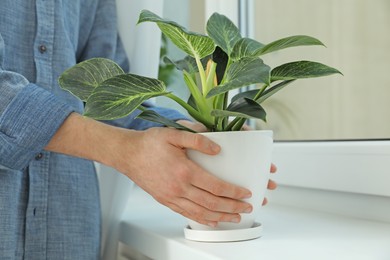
[59,10,341,240]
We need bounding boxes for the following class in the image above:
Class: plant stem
[225,117,242,131]
[216,58,234,131]
[166,93,214,129]
[213,94,224,131]
[205,61,217,93]
[214,93,229,131]
[254,84,269,100]
[195,55,208,96]
[183,70,211,117]
[231,118,247,131]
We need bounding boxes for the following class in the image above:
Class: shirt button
[38,45,47,53]
[35,153,44,160]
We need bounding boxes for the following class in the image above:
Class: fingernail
[243,192,252,199]
[244,206,253,213]
[231,217,240,223]
[210,143,220,153]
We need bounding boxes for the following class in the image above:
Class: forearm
[44,112,197,170]
[45,112,136,168]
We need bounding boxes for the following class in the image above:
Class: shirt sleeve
[0,35,74,170]
[0,83,74,171]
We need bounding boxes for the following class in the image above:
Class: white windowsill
[117,186,390,260]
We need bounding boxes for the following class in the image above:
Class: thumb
[172,131,220,155]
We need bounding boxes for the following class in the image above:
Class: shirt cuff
[0,84,75,170]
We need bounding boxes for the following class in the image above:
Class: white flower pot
[186,130,273,231]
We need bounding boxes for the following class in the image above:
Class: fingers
[189,163,252,200]
[172,159,252,225]
[270,163,277,173]
[171,131,220,155]
[183,162,252,224]
[262,164,278,206]
[268,163,277,190]
[154,172,251,225]
[185,183,252,214]
[268,179,277,190]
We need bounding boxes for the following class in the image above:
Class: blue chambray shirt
[0,0,187,259]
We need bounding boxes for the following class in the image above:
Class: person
[0,0,277,259]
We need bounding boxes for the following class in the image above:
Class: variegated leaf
[138,10,215,59]
[206,57,270,98]
[84,74,168,120]
[231,38,264,61]
[271,61,342,81]
[255,35,325,56]
[206,12,242,56]
[211,98,266,121]
[58,58,124,101]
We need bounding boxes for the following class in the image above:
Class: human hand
[177,120,278,206]
[47,113,276,226]
[110,127,253,227]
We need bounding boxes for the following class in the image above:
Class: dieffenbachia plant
[59,10,341,132]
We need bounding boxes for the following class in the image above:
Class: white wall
[116,0,163,77]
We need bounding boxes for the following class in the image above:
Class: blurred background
[157,0,390,141]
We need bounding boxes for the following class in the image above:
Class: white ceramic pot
[186,130,273,231]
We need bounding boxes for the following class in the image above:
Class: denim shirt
[0,0,186,259]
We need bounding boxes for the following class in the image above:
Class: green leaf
[257,80,296,103]
[163,56,197,73]
[231,89,259,103]
[271,61,342,81]
[163,55,210,74]
[138,10,215,59]
[211,98,267,121]
[255,35,325,56]
[231,38,265,61]
[137,110,196,133]
[231,80,296,104]
[187,95,197,110]
[58,58,124,101]
[206,12,242,55]
[84,74,168,120]
[206,57,270,98]
[182,70,204,112]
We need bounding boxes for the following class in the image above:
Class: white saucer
[184,222,262,242]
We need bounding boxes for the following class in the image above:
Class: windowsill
[118,186,390,260]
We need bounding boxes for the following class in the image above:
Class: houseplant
[58,10,341,239]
